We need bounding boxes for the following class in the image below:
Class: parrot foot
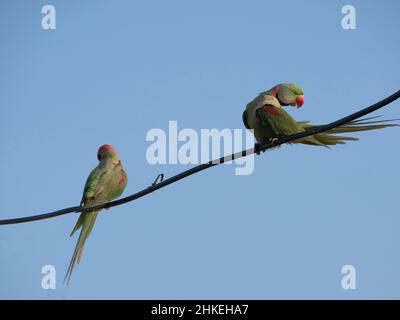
[254,143,264,155]
[270,138,281,148]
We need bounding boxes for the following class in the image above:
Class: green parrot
[242,83,398,148]
[64,144,128,285]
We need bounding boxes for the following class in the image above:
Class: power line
[1,89,399,226]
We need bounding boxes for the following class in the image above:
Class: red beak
[296,95,304,108]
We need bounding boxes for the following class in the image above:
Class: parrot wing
[256,105,326,146]
[70,167,106,237]
[80,167,107,205]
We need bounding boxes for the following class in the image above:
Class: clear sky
[1,0,399,299]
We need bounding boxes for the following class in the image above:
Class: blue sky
[0,0,399,299]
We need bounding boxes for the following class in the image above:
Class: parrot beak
[296,95,304,108]
[113,159,122,166]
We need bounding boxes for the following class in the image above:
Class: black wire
[1,90,399,226]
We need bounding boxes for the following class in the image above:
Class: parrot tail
[64,210,99,285]
[297,116,399,146]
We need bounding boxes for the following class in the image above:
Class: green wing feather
[256,106,326,146]
[70,168,105,236]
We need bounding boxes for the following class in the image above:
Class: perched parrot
[64,144,128,285]
[242,83,398,148]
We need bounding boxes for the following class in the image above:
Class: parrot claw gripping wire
[254,143,269,155]
[254,139,280,155]
[151,173,164,186]
[269,138,281,148]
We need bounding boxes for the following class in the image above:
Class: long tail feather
[64,210,99,285]
[297,116,398,146]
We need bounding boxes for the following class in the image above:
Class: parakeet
[64,144,127,285]
[242,83,398,147]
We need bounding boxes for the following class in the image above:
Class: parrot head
[270,83,304,108]
[97,144,118,161]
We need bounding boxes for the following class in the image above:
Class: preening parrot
[242,83,398,148]
[64,144,128,285]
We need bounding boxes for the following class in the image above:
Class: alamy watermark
[41,5,56,30]
[41,265,56,289]
[341,5,356,30]
[341,264,356,290]
[146,121,255,175]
